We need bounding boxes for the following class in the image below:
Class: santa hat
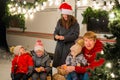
[59,2,73,15]
[13,45,23,55]
[34,40,44,52]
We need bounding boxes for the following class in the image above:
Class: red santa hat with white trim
[34,40,44,52]
[59,2,73,15]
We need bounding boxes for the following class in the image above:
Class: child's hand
[61,64,67,70]
[35,67,41,72]
[66,66,75,73]
[40,67,45,71]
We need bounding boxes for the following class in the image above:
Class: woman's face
[83,37,96,50]
[62,14,68,21]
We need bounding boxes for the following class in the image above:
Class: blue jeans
[78,72,89,80]
[66,71,78,80]
[67,72,89,80]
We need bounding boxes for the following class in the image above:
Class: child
[11,45,34,80]
[62,39,88,80]
[31,40,51,80]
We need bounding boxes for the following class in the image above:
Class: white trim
[61,9,73,15]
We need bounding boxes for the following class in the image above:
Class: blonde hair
[83,31,97,41]
[76,39,84,48]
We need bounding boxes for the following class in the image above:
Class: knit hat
[13,45,23,55]
[76,39,84,48]
[59,2,73,15]
[34,40,44,52]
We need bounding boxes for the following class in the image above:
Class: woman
[66,31,105,80]
[53,2,80,68]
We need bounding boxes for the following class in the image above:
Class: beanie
[13,45,23,55]
[59,2,73,15]
[34,40,44,52]
[76,39,84,48]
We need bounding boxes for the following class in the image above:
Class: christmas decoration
[88,0,120,79]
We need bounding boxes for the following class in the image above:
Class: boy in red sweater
[11,45,34,80]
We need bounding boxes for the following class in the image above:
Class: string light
[105,62,112,68]
[76,0,114,11]
[109,12,115,19]
[111,73,115,78]
[8,0,115,19]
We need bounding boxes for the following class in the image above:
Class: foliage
[2,0,47,32]
[89,0,120,79]
[108,19,120,38]
[82,7,109,24]
[2,0,26,32]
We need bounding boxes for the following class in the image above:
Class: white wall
[25,11,60,34]
[7,34,56,53]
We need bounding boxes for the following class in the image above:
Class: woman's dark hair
[60,15,77,29]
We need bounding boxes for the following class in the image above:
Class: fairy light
[22,8,27,14]
[105,62,112,68]
[109,12,115,19]
[82,0,88,6]
[41,6,45,10]
[77,1,81,7]
[55,0,60,6]
[23,1,26,5]
[33,9,37,13]
[101,50,104,55]
[36,5,40,11]
[43,2,47,7]
[8,4,12,8]
[15,3,18,7]
[35,2,38,6]
[48,0,53,6]
[111,73,115,78]
[24,13,28,19]
[17,6,21,13]
[93,2,100,10]
[29,13,34,19]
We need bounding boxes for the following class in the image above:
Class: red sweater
[11,53,34,74]
[75,39,105,73]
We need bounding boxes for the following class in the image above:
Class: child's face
[70,43,82,56]
[19,47,26,54]
[35,50,44,57]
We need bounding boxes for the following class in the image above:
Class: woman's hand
[55,35,64,40]
[55,35,60,40]
[59,36,64,40]
[66,66,75,73]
